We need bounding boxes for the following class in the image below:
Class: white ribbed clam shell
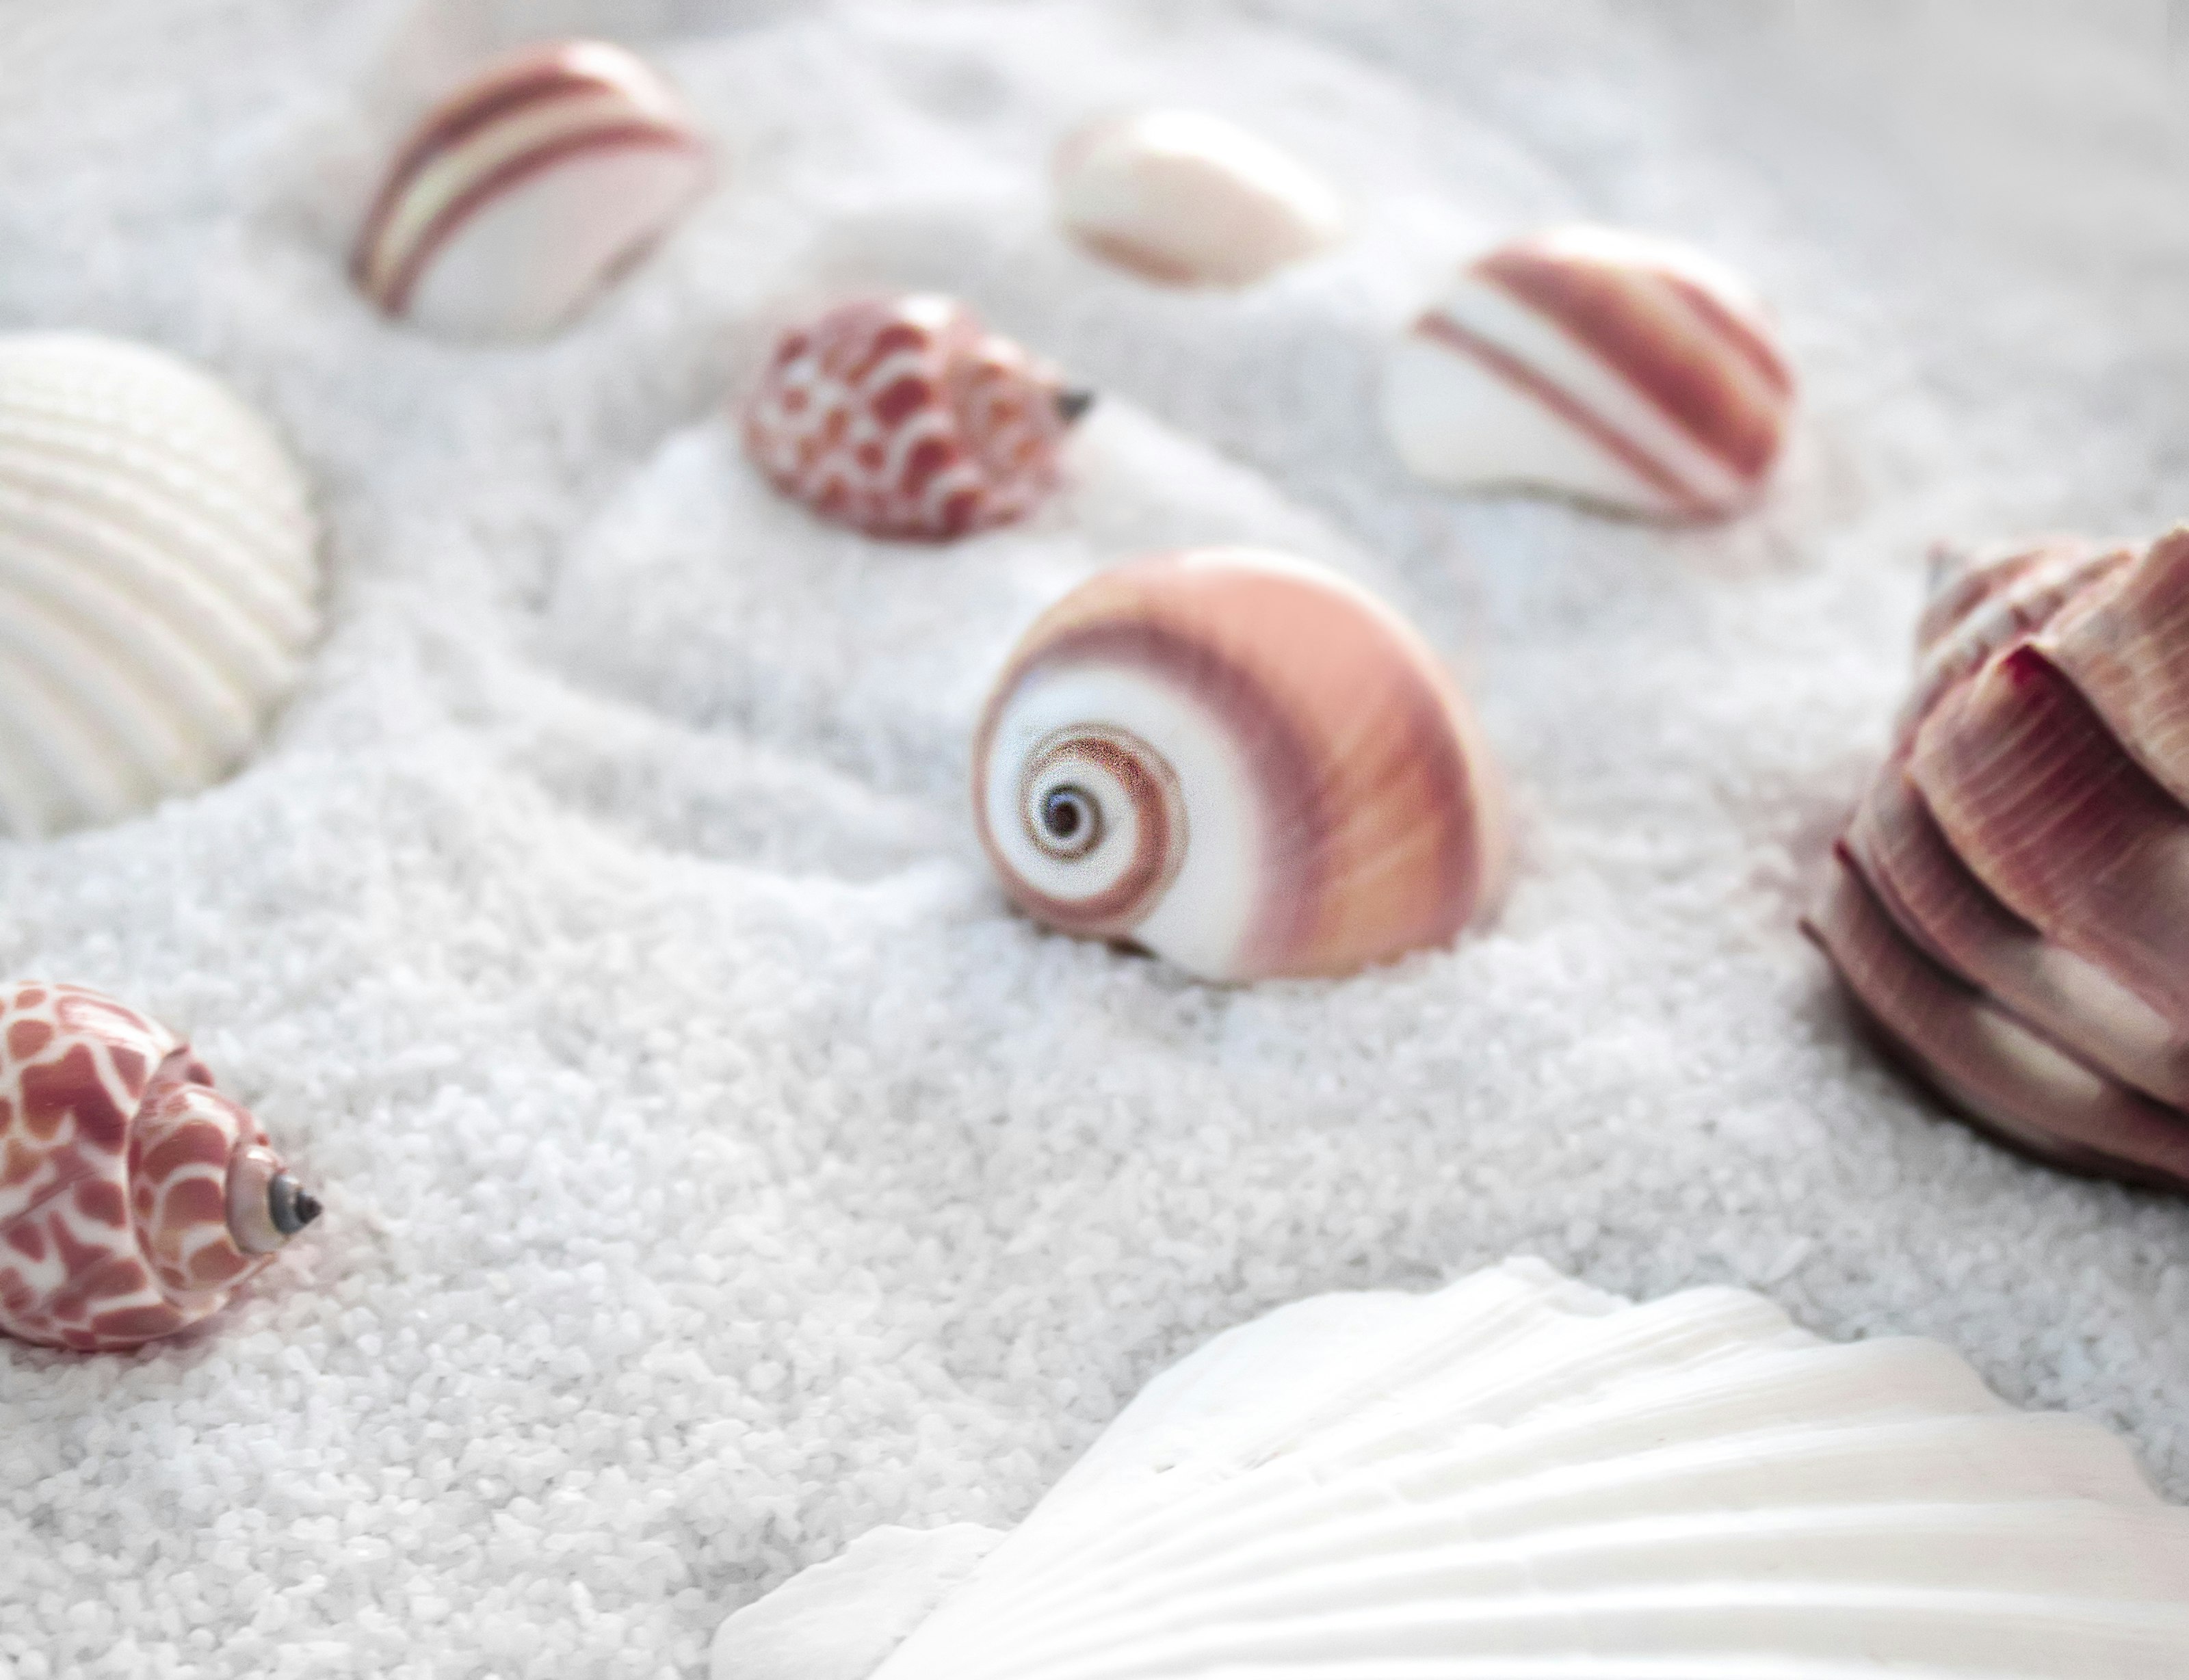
[836,1260,2189,1679]
[1052,109,1343,287]
[0,334,320,839]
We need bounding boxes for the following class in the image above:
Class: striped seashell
[743,295,1089,542]
[1382,224,1795,521]
[972,547,1505,982]
[715,1259,2189,1680]
[0,981,319,1351]
[1807,527,2189,1193]
[1051,109,1344,287]
[352,38,711,340]
[0,332,321,839]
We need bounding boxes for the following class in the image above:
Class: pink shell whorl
[742,295,1085,542]
[1807,527,2189,1194]
[0,982,317,1350]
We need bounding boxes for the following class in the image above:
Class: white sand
[1,1,2184,1673]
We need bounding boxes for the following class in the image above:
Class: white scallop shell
[352,39,711,341]
[1052,109,1343,287]
[718,1259,2189,1680]
[1383,224,1796,521]
[0,333,321,839]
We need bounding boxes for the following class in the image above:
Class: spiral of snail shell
[972,548,1506,982]
[0,981,319,1350]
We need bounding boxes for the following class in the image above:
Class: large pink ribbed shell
[1382,226,1795,522]
[0,982,313,1350]
[1805,529,2189,1194]
[742,296,1084,542]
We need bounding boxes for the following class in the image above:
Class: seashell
[742,295,1090,542]
[1806,527,2189,1193]
[351,39,711,340]
[1382,224,1795,521]
[0,981,320,1350]
[0,332,321,839]
[715,1258,2189,1680]
[1051,109,1344,287]
[971,547,1505,982]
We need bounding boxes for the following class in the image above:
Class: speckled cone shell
[742,295,1080,542]
[1383,224,1795,521]
[352,38,711,340]
[0,332,322,839]
[1806,528,2189,1194]
[972,547,1506,982]
[0,983,309,1350]
[798,1260,2189,1677]
[1051,109,1343,287]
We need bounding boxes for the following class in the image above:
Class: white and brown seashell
[0,980,320,1351]
[743,295,1088,542]
[352,38,711,340]
[716,1258,2189,1680]
[971,547,1506,982]
[1382,224,1795,521]
[1807,527,2189,1193]
[1051,109,1344,287]
[0,332,320,839]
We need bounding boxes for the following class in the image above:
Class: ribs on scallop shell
[713,1257,2189,1680]
[0,981,320,1350]
[0,332,321,839]
[1806,526,2189,1193]
[971,546,1506,982]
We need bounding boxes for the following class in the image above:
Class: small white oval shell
[1384,224,1796,521]
[736,1260,2188,1679]
[0,333,321,839]
[1053,109,1343,287]
[352,38,711,340]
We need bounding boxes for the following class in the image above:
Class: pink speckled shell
[742,296,1075,541]
[0,983,277,1350]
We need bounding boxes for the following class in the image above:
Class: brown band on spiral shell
[1010,725,1185,936]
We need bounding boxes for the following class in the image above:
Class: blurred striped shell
[0,981,319,1350]
[743,296,1086,542]
[1052,109,1343,287]
[1382,225,1794,521]
[716,1259,2189,1680]
[1807,528,2189,1193]
[352,39,710,339]
[0,333,320,839]
[973,547,1505,982]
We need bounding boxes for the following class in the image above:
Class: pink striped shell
[972,548,1506,982]
[742,296,1089,542]
[0,982,319,1350]
[352,38,711,340]
[1805,528,2189,1194]
[1382,225,1795,522]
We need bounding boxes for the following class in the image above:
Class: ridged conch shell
[1807,528,2189,1194]
[351,39,711,339]
[1382,225,1795,521]
[971,547,1506,981]
[743,295,1090,542]
[715,1258,2189,1680]
[0,332,321,839]
[0,981,320,1350]
[1051,109,1344,287]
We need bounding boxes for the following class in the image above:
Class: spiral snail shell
[973,548,1506,982]
[1807,528,2189,1193]
[0,982,319,1350]
[1382,225,1795,521]
[352,39,711,340]
[742,295,1090,542]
